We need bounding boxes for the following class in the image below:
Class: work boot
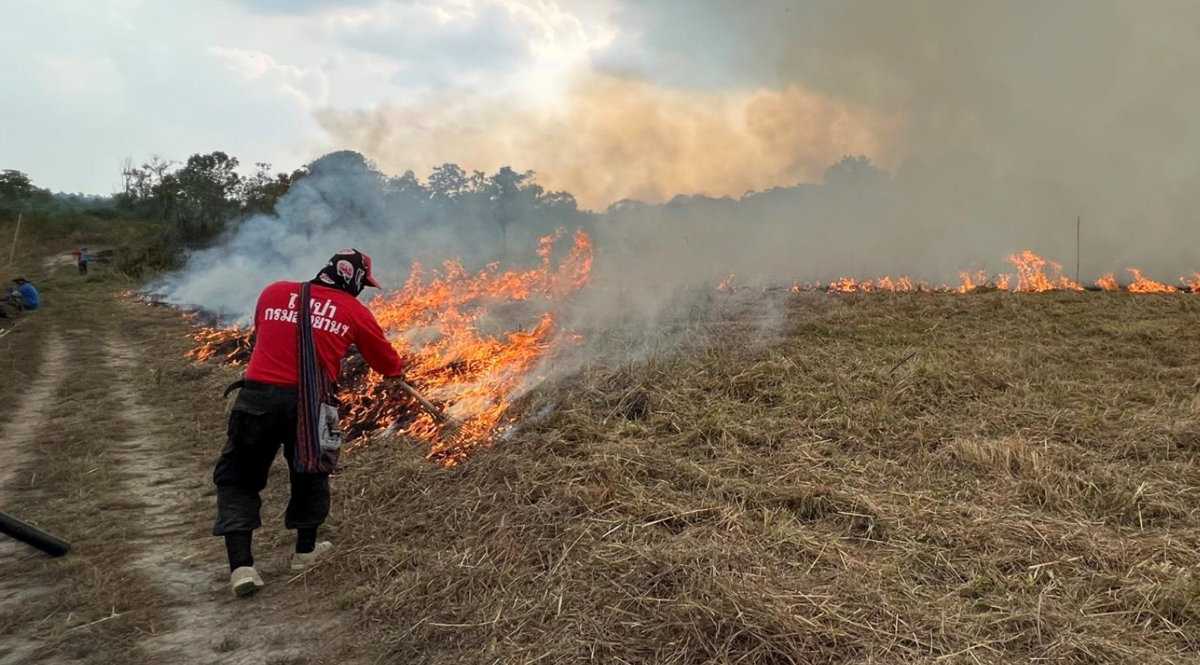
[290,541,334,571]
[230,566,264,598]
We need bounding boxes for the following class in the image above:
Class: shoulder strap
[295,282,334,473]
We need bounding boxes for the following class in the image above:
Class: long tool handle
[0,510,70,557]
[396,380,450,422]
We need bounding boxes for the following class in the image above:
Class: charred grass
[325,291,1200,664]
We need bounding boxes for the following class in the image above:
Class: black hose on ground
[0,510,70,557]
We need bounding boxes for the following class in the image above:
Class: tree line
[117,153,306,245]
[2,150,585,257]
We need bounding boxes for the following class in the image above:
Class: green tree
[240,162,304,216]
[428,163,469,199]
[176,152,242,243]
[0,170,36,209]
[490,166,537,259]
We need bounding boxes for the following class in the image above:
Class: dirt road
[0,265,355,664]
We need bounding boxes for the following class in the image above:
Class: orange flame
[349,228,593,464]
[699,251,1197,296]
[1182,273,1200,293]
[955,270,989,294]
[1126,269,1174,294]
[186,229,593,466]
[186,325,251,365]
[827,276,919,293]
[1005,251,1084,292]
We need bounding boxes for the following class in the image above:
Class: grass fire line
[724,250,1200,295]
[183,228,594,465]
[183,242,1197,466]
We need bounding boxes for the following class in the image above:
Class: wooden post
[6,213,21,266]
[1075,216,1081,285]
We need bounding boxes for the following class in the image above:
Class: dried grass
[322,291,1200,664]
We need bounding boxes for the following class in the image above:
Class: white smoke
[153,151,567,320]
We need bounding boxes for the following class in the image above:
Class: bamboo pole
[6,213,21,266]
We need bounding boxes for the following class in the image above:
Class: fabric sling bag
[296,282,342,473]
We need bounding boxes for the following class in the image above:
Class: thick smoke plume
[320,1,1199,283]
[160,1,1200,320]
[154,151,575,320]
[791,0,1200,278]
[317,73,899,212]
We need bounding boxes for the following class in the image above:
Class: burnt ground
[0,261,360,664]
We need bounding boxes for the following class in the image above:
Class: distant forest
[1,150,888,282]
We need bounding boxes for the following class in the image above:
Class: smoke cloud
[319,0,1200,281]
[769,0,1200,276]
[159,1,1200,323]
[316,73,900,211]
[153,151,574,319]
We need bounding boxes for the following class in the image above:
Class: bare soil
[0,262,360,664]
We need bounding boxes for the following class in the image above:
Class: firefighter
[214,249,405,598]
[14,277,39,310]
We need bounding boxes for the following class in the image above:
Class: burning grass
[186,228,593,465]
[757,250,1200,294]
[187,245,1199,470]
[321,290,1200,664]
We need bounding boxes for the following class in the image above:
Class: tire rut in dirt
[0,333,69,665]
[104,337,338,664]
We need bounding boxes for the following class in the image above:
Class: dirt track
[0,334,67,663]
[0,264,352,664]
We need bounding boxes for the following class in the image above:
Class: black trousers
[212,382,330,536]
[78,263,87,274]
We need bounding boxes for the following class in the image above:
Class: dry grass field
[325,290,1200,664]
[4,264,1200,664]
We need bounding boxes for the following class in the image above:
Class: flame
[769,257,1199,295]
[187,229,593,466]
[1182,273,1200,293]
[703,250,1199,295]
[1126,268,1174,294]
[691,249,1196,297]
[186,325,252,365]
[187,234,1200,465]
[880,276,916,292]
[828,276,919,293]
[1005,250,1084,292]
[353,228,592,464]
[827,277,862,293]
[955,270,989,294]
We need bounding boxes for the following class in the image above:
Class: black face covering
[312,249,373,297]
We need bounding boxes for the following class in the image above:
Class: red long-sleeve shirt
[245,281,404,386]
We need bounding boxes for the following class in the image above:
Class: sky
[0,0,894,208]
[0,0,601,195]
[2,0,1199,230]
